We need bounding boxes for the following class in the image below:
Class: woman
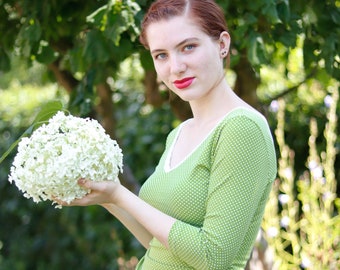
[63,0,277,269]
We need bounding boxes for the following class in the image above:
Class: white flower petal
[8,112,123,208]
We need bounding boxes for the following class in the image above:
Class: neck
[189,80,240,125]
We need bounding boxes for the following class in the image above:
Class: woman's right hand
[57,178,122,207]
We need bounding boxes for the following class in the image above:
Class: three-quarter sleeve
[168,114,276,269]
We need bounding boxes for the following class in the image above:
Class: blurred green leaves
[220,0,339,78]
[0,48,10,72]
[87,0,140,45]
[0,0,339,268]
[0,100,64,164]
[83,30,111,64]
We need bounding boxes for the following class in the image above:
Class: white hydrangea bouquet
[8,111,123,208]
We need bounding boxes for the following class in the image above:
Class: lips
[173,77,195,89]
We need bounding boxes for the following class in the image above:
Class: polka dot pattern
[137,108,277,270]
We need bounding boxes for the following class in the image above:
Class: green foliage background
[1,55,339,270]
[0,66,118,270]
[0,0,339,269]
[0,58,170,269]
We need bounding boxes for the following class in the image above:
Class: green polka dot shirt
[136,108,277,269]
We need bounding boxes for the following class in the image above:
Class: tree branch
[96,83,141,194]
[48,59,79,93]
[233,51,261,108]
[262,69,317,105]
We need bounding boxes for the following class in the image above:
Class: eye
[154,53,167,60]
[183,44,197,52]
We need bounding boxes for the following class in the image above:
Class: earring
[221,50,227,57]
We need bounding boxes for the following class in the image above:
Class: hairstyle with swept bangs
[139,0,229,50]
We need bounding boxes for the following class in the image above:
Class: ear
[219,31,230,58]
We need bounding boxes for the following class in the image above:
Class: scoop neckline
[164,107,257,172]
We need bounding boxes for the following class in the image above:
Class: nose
[170,55,186,75]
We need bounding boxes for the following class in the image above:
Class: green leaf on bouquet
[29,100,64,132]
[0,100,64,164]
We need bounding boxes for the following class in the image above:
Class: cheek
[192,47,217,69]
[200,51,223,72]
[154,63,168,81]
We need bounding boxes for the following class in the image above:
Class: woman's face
[146,15,230,103]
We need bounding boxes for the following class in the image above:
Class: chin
[178,94,202,103]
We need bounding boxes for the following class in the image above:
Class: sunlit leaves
[300,1,340,79]
[87,0,141,45]
[218,0,339,80]
[247,32,267,66]
[67,0,142,90]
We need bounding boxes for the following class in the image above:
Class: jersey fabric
[136,107,277,269]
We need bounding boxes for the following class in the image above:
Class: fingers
[78,178,91,188]
[55,179,119,207]
[51,181,92,207]
[54,193,92,207]
[77,178,108,192]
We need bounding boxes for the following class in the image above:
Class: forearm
[62,179,176,249]
[101,203,153,249]
[113,185,177,249]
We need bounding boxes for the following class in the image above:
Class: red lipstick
[173,77,195,89]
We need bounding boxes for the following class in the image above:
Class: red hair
[139,0,229,49]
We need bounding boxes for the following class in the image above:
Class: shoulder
[216,107,272,138]
[212,107,276,161]
[212,108,277,181]
[226,107,268,124]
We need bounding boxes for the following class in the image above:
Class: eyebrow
[151,38,199,54]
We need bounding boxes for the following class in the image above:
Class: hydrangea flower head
[8,111,123,208]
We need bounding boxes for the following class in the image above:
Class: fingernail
[78,178,86,184]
